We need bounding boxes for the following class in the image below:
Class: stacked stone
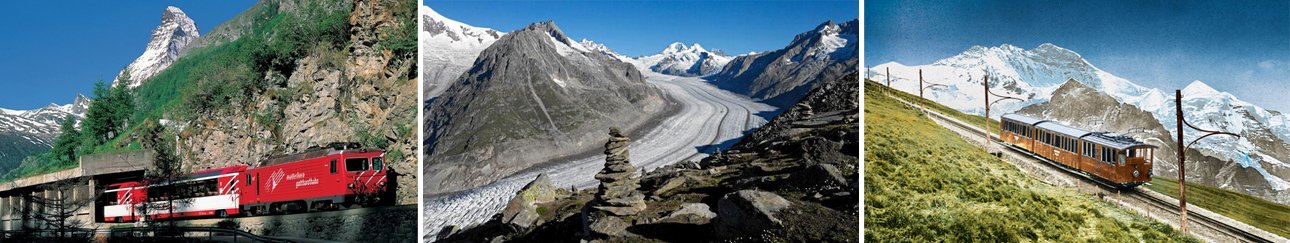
[591,127,646,216]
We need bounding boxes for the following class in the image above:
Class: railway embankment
[865,80,1197,241]
[874,80,1287,242]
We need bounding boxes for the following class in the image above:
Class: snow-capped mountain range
[0,94,91,138]
[708,19,858,106]
[420,5,504,99]
[875,44,1290,196]
[636,42,732,77]
[113,6,199,88]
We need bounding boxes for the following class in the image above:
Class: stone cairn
[591,127,647,216]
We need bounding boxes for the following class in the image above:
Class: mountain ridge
[423,20,666,195]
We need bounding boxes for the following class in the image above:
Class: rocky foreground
[437,72,858,242]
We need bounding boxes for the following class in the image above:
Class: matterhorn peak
[112,6,199,88]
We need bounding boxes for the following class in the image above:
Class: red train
[999,114,1157,188]
[101,144,391,222]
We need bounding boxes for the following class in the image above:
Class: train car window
[102,192,119,205]
[372,157,384,171]
[247,174,253,185]
[346,158,370,172]
[330,159,337,174]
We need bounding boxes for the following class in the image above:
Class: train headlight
[1133,170,1140,177]
[348,183,355,189]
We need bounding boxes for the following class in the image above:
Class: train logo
[269,168,286,193]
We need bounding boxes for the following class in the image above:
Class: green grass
[864,80,1197,242]
[1146,176,1290,238]
[873,79,1001,132]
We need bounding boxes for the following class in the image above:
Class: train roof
[1001,114,1045,126]
[259,146,383,167]
[1036,121,1091,138]
[1085,132,1158,150]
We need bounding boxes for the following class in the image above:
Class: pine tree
[49,117,80,165]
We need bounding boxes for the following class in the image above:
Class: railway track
[888,95,1284,243]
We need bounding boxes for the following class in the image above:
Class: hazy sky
[866,0,1290,112]
[0,1,255,110]
[428,0,859,57]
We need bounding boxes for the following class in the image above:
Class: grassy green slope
[864,80,1196,242]
[1147,176,1290,238]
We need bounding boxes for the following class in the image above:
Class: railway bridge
[0,150,151,231]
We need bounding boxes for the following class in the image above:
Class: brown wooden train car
[1000,114,1156,188]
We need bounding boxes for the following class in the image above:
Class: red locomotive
[1000,114,1157,188]
[102,143,391,222]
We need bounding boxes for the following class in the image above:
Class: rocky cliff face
[171,0,419,205]
[438,72,859,242]
[114,6,200,88]
[423,21,666,195]
[709,19,857,107]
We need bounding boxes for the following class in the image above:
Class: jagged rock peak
[113,6,200,88]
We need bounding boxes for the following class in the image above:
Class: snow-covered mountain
[636,42,732,77]
[0,95,92,174]
[420,5,504,99]
[875,43,1152,119]
[113,6,200,88]
[424,20,665,195]
[875,44,1290,203]
[578,39,634,63]
[709,19,858,107]
[0,94,91,136]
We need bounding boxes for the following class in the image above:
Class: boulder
[499,174,563,230]
[790,163,849,190]
[658,203,716,225]
[715,190,791,238]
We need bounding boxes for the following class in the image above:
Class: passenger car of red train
[999,114,1158,188]
[101,145,390,222]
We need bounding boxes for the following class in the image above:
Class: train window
[330,159,337,174]
[102,192,119,205]
[247,174,253,186]
[372,157,384,171]
[346,158,369,172]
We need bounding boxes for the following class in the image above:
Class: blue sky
[867,0,1290,112]
[427,0,859,57]
[0,1,255,110]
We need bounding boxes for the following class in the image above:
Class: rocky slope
[113,6,200,88]
[877,44,1290,205]
[139,0,420,205]
[420,5,504,100]
[437,72,858,242]
[636,42,732,77]
[423,21,667,195]
[709,19,857,107]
